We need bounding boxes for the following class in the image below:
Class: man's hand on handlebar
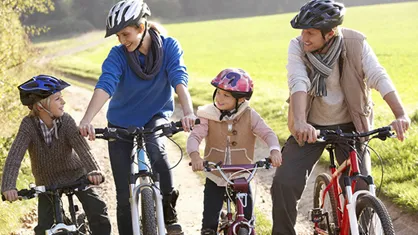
[293,120,317,146]
[390,114,410,141]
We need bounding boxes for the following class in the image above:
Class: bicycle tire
[356,194,395,235]
[313,173,339,235]
[141,187,158,235]
[76,212,89,234]
[237,227,249,235]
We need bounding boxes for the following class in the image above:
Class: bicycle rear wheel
[356,194,395,235]
[313,173,339,235]
[141,187,158,235]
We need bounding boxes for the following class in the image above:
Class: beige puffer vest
[197,103,256,186]
[288,28,374,135]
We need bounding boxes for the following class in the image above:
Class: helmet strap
[213,89,244,121]
[135,21,148,51]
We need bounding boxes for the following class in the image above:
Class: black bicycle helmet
[291,0,345,33]
[18,74,70,106]
[105,0,151,38]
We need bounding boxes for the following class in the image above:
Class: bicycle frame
[95,120,193,235]
[2,179,93,235]
[315,145,376,235]
[204,160,271,235]
[312,127,394,235]
[130,135,165,235]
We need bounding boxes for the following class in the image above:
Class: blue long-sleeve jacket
[96,35,188,128]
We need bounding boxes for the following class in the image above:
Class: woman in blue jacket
[79,1,196,234]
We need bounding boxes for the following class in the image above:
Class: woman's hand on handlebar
[269,149,282,167]
[2,189,18,202]
[79,119,96,141]
[189,152,204,172]
[181,113,198,132]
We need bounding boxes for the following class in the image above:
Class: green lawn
[48,0,418,214]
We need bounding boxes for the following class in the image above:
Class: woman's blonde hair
[137,18,168,36]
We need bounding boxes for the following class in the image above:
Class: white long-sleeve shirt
[286,36,396,125]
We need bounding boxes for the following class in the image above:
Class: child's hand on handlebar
[189,152,204,171]
[269,149,282,167]
[87,171,104,185]
[181,113,198,132]
[2,189,18,202]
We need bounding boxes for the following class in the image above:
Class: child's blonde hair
[29,97,51,117]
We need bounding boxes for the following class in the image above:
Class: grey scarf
[306,36,343,97]
[124,28,164,80]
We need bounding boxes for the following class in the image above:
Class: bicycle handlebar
[201,158,272,172]
[189,158,272,185]
[95,119,200,141]
[2,176,99,201]
[316,126,394,141]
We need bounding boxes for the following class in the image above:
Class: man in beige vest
[270,1,410,234]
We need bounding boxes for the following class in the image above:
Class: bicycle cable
[361,142,385,197]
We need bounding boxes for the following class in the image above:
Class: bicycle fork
[130,147,165,235]
[131,178,165,235]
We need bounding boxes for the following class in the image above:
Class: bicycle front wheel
[313,173,339,235]
[356,194,395,235]
[237,227,249,235]
[141,187,158,235]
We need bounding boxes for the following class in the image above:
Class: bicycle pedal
[309,208,326,223]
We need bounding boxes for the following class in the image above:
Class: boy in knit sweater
[187,68,282,235]
[1,75,111,235]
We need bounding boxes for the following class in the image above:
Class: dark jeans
[34,188,111,235]
[108,115,174,235]
[202,178,253,231]
[270,123,370,235]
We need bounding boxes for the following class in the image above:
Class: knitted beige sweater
[1,113,100,192]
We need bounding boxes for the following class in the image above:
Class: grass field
[48,0,418,213]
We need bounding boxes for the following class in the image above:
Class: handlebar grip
[1,195,5,201]
[174,118,201,128]
[95,128,106,134]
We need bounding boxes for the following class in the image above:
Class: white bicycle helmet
[105,0,151,38]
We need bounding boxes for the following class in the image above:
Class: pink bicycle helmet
[211,68,253,100]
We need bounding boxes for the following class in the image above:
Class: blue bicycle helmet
[18,74,70,106]
[291,0,345,33]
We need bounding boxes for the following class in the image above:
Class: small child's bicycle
[200,158,272,235]
[310,126,396,235]
[2,176,96,234]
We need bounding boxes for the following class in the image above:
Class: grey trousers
[270,123,370,235]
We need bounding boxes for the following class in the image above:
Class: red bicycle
[200,159,272,235]
[310,126,395,235]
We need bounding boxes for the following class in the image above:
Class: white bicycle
[95,120,197,235]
